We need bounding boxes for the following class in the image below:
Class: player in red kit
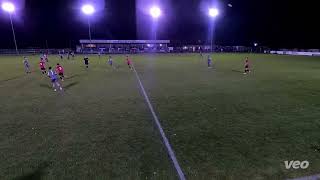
[56,63,65,81]
[126,55,133,70]
[39,61,46,74]
[244,57,251,74]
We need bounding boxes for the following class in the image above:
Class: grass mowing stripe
[132,64,186,180]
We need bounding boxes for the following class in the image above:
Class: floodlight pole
[88,17,92,42]
[208,8,218,53]
[210,22,213,52]
[155,30,157,40]
[45,40,49,50]
[154,25,158,40]
[9,13,18,55]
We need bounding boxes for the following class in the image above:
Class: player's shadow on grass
[0,75,25,84]
[39,81,79,90]
[39,83,52,90]
[231,69,243,73]
[65,73,83,80]
[14,162,49,180]
[64,81,79,90]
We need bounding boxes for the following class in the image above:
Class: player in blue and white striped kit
[108,56,113,67]
[47,67,63,92]
[23,57,31,74]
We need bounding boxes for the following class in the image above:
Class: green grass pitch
[1,53,320,179]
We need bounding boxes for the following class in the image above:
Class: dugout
[79,40,170,53]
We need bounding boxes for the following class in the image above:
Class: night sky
[0,0,318,49]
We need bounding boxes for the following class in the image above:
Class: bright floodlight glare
[209,8,219,17]
[254,43,258,47]
[150,6,161,18]
[82,4,95,15]
[1,2,15,13]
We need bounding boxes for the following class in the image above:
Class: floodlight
[150,6,161,18]
[254,43,258,47]
[209,8,219,18]
[2,2,15,13]
[1,1,18,54]
[82,4,95,15]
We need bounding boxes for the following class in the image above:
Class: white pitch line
[287,174,320,180]
[132,65,186,180]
